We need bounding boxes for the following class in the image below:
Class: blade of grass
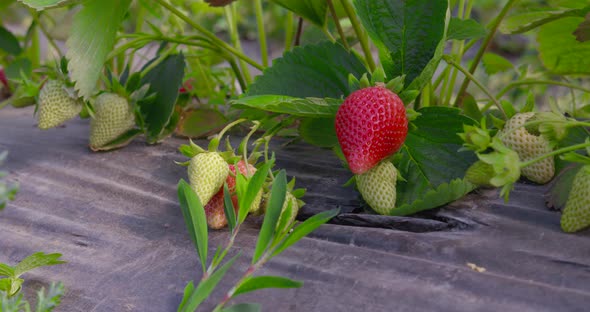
[177,179,208,273]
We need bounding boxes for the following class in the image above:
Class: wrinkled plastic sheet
[1,107,589,311]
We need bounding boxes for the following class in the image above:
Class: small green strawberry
[356,160,397,215]
[465,160,495,187]
[37,80,82,129]
[501,112,554,184]
[89,93,136,150]
[561,165,590,233]
[188,152,229,206]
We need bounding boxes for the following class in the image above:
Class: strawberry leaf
[66,0,131,99]
[537,16,590,74]
[138,53,186,143]
[353,0,447,86]
[391,179,475,216]
[0,26,22,55]
[17,0,77,10]
[447,18,487,41]
[247,41,367,98]
[269,0,327,27]
[231,95,342,118]
[233,276,302,297]
[545,164,582,211]
[394,107,478,212]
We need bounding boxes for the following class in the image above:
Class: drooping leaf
[0,26,22,55]
[0,263,14,277]
[88,128,142,152]
[66,0,132,99]
[545,164,582,210]
[177,179,208,273]
[175,108,228,138]
[537,17,590,74]
[247,41,367,98]
[447,18,486,40]
[139,53,185,143]
[500,7,590,34]
[253,170,287,263]
[353,0,447,85]
[35,282,65,312]
[482,53,514,75]
[179,254,239,312]
[391,179,475,216]
[233,276,302,297]
[13,252,65,277]
[232,95,342,118]
[272,208,339,257]
[221,303,261,312]
[298,117,338,148]
[395,107,478,209]
[269,0,327,27]
[17,0,77,10]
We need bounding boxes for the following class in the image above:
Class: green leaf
[447,18,487,40]
[221,303,261,312]
[17,0,77,10]
[233,276,302,297]
[269,0,327,27]
[66,0,132,99]
[35,282,65,312]
[298,117,338,148]
[4,58,32,81]
[395,107,478,209]
[390,179,475,216]
[253,170,287,263]
[179,253,239,312]
[353,0,447,84]
[14,253,65,277]
[0,26,22,55]
[537,16,590,74]
[546,164,582,210]
[574,12,590,42]
[247,41,367,98]
[238,161,272,224]
[223,183,236,232]
[175,109,228,138]
[177,179,208,273]
[500,7,590,34]
[272,208,339,257]
[177,281,195,312]
[232,95,342,118]
[0,264,14,277]
[462,93,483,121]
[482,53,514,75]
[139,54,186,143]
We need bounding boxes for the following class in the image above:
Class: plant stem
[294,17,304,46]
[521,142,590,168]
[254,0,269,67]
[443,55,506,117]
[284,12,295,51]
[32,12,63,59]
[338,0,375,71]
[496,79,590,98]
[225,4,252,86]
[454,0,516,107]
[327,0,349,49]
[154,0,264,70]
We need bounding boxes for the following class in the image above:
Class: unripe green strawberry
[188,152,229,206]
[561,165,590,233]
[356,161,397,215]
[37,80,82,129]
[500,113,554,184]
[465,161,495,187]
[89,93,135,148]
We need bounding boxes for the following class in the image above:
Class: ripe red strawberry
[335,86,408,174]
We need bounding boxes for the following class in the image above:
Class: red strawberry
[335,86,408,174]
[204,188,228,229]
[0,69,9,91]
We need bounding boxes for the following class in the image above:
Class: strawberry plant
[0,151,18,211]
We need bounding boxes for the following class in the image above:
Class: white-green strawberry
[188,152,229,206]
[356,160,397,215]
[89,93,136,149]
[37,80,82,129]
[501,112,554,184]
[561,165,590,233]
